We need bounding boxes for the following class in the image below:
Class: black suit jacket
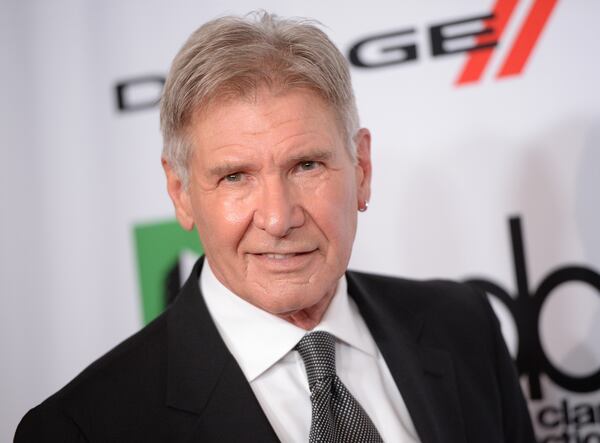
[15,257,535,442]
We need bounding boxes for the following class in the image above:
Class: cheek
[222,197,252,225]
[311,176,358,244]
[193,194,254,250]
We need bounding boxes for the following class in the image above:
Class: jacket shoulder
[347,269,535,442]
[347,269,488,319]
[15,312,170,442]
[346,268,500,355]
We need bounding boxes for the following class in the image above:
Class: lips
[259,249,315,259]
[263,253,298,259]
[249,249,318,270]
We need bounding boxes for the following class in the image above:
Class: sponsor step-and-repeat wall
[2,0,599,441]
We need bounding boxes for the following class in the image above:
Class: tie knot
[295,331,336,388]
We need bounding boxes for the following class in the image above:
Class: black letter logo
[115,75,165,112]
[430,13,497,56]
[466,216,600,399]
[348,29,418,68]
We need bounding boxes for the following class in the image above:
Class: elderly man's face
[164,88,371,328]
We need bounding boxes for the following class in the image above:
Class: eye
[297,161,320,171]
[223,172,243,183]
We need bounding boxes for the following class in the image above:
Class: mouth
[250,249,318,270]
[261,252,312,260]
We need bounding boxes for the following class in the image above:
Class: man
[15,12,535,442]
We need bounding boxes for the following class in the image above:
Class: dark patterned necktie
[295,331,384,443]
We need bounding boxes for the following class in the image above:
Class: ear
[354,128,372,208]
[162,159,195,231]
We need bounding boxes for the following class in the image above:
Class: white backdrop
[2,0,599,441]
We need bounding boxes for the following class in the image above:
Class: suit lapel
[346,271,467,443]
[166,257,279,441]
[163,258,466,442]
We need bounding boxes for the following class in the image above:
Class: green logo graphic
[133,219,203,324]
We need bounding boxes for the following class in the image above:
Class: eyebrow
[207,161,254,178]
[287,149,334,163]
[207,149,335,178]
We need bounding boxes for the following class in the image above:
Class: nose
[253,176,305,237]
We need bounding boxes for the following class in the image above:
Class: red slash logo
[457,0,559,85]
[347,0,558,86]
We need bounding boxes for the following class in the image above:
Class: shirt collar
[200,258,378,382]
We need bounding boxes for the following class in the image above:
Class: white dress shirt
[200,258,420,443]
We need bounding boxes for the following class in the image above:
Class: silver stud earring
[358,201,369,212]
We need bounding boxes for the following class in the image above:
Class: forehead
[188,88,345,156]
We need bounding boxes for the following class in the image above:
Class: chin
[261,289,330,317]
[258,298,309,316]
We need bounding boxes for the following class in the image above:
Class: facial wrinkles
[199,149,353,277]
[181,88,364,326]
[200,136,327,192]
[195,101,341,186]
[251,167,350,288]
[215,153,335,245]
[242,94,333,153]
[261,242,325,296]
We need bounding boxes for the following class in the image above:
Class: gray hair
[160,11,360,184]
